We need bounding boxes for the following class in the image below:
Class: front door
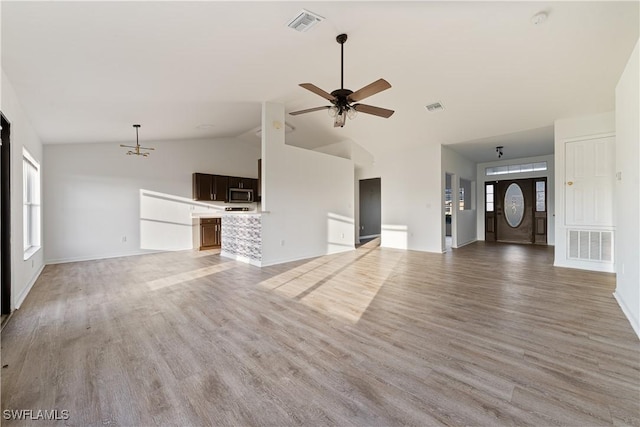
[485,178,547,244]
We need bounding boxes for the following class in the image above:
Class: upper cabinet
[212,175,229,201]
[192,173,229,202]
[193,173,212,201]
[228,176,254,190]
[193,173,257,202]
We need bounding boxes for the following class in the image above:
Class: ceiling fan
[290,33,394,128]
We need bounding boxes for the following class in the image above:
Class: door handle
[567,181,574,186]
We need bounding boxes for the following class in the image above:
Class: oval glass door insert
[504,183,525,228]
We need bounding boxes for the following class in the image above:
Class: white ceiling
[2,1,638,160]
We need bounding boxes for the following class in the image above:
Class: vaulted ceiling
[2,1,638,159]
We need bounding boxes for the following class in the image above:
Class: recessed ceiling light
[196,124,215,130]
[287,9,324,32]
[531,11,548,25]
[425,102,444,113]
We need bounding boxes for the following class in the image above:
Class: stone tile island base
[220,213,263,266]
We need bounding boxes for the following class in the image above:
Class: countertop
[191,210,268,219]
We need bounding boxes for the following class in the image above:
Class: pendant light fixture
[120,124,154,157]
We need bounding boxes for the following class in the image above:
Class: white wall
[554,112,615,272]
[260,102,355,266]
[442,146,477,250]
[613,39,639,338]
[357,143,442,253]
[476,154,555,244]
[1,70,45,308]
[44,137,260,263]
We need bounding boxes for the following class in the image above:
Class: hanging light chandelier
[120,124,154,157]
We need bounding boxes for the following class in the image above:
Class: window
[459,178,473,211]
[486,161,547,176]
[536,180,546,212]
[23,149,40,259]
[485,183,494,212]
[445,188,452,215]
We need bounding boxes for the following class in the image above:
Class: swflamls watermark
[3,409,70,421]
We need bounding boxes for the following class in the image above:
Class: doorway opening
[444,173,454,251]
[485,177,547,244]
[359,178,381,244]
[1,113,11,317]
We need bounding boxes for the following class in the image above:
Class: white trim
[23,245,41,260]
[220,251,262,267]
[22,146,40,170]
[559,131,615,144]
[359,234,380,239]
[455,239,477,248]
[259,246,354,267]
[613,291,640,340]
[45,249,163,265]
[553,260,615,273]
[15,264,45,309]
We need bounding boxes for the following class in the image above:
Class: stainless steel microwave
[228,188,254,203]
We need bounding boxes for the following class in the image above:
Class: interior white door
[565,136,615,226]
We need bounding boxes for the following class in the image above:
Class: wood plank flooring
[2,241,638,426]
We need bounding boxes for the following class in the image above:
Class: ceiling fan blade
[348,79,391,103]
[299,83,336,101]
[353,104,395,118]
[289,106,331,116]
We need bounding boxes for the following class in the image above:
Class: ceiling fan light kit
[120,124,155,157]
[290,33,394,128]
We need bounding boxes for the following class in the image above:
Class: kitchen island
[220,212,264,266]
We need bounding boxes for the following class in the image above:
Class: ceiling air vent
[287,9,324,32]
[425,102,444,112]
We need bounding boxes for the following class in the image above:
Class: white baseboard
[359,234,380,240]
[613,291,640,340]
[220,251,262,267]
[260,246,354,268]
[15,264,45,309]
[453,239,476,249]
[553,260,615,273]
[45,249,163,265]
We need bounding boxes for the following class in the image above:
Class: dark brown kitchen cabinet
[200,217,221,249]
[193,173,212,201]
[193,173,228,202]
[228,176,254,190]
[212,175,229,201]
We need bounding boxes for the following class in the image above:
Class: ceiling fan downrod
[337,33,347,90]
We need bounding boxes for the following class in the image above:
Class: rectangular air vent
[287,9,324,32]
[568,229,613,262]
[425,102,444,112]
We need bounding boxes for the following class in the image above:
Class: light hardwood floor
[2,241,639,426]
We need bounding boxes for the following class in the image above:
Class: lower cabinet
[200,217,221,249]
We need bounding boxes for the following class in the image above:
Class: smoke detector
[531,11,548,25]
[287,9,324,32]
[425,102,445,113]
